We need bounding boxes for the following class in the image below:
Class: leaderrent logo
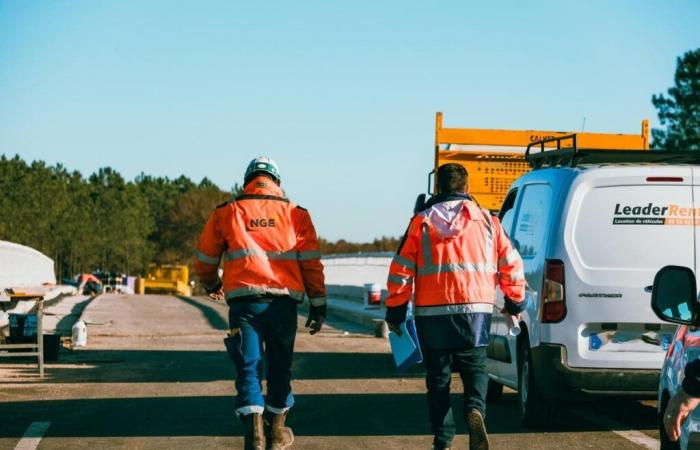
[612,203,699,226]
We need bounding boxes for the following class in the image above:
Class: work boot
[263,410,294,450]
[240,413,264,450]
[466,408,489,450]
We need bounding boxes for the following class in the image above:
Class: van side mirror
[414,194,427,214]
[650,265,698,325]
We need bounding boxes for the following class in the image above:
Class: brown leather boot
[466,408,489,450]
[263,411,294,450]
[240,413,264,450]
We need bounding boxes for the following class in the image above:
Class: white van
[485,145,698,427]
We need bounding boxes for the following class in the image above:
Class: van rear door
[693,167,700,315]
[553,166,693,369]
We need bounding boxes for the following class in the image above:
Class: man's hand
[208,287,225,302]
[664,389,700,441]
[205,279,224,302]
[384,303,408,337]
[500,306,521,323]
[305,305,326,335]
[387,322,403,337]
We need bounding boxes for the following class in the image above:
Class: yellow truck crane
[429,112,650,212]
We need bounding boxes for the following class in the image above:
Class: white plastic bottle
[505,314,521,337]
[72,320,87,347]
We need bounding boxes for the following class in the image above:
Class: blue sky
[1,1,699,241]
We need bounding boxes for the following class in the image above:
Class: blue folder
[389,318,423,372]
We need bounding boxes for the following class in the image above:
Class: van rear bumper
[531,344,660,398]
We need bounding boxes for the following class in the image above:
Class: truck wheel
[486,379,504,402]
[518,339,555,428]
[659,392,681,450]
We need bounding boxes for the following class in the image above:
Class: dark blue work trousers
[423,346,489,448]
[226,298,297,414]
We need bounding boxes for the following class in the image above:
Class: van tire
[486,379,504,402]
[659,392,681,450]
[517,339,555,428]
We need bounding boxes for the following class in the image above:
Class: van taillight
[542,259,566,323]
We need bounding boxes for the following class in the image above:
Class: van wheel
[486,379,504,402]
[660,392,681,450]
[518,339,555,428]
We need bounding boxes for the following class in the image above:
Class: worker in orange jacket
[384,163,525,450]
[194,156,326,450]
[77,273,102,295]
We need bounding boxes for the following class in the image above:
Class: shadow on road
[0,392,658,438]
[53,297,95,335]
[1,350,422,383]
[174,295,229,331]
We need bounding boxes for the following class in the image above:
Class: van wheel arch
[516,325,556,428]
[516,323,530,365]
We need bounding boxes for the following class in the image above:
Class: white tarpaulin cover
[0,240,56,289]
[0,241,71,333]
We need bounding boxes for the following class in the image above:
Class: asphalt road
[0,294,662,449]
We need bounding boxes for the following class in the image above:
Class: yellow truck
[142,264,192,296]
[429,112,650,211]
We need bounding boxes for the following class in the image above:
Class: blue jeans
[422,346,488,448]
[226,299,297,414]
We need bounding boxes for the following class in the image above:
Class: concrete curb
[300,297,386,331]
[326,284,389,303]
[185,292,388,334]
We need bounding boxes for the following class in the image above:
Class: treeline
[0,155,232,277]
[0,155,399,278]
[319,236,401,255]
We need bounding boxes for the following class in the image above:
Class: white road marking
[14,421,51,450]
[573,410,660,449]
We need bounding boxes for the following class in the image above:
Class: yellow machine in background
[433,112,650,211]
[142,264,191,296]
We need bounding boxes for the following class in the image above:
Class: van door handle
[644,286,653,293]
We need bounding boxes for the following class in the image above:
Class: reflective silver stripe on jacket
[196,250,220,265]
[224,249,321,262]
[392,254,416,272]
[498,250,520,268]
[417,262,497,276]
[225,286,306,301]
[479,209,494,263]
[225,249,298,261]
[413,303,493,316]
[388,274,413,286]
[298,250,322,261]
[509,271,526,281]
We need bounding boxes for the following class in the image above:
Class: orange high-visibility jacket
[386,198,525,316]
[79,274,101,285]
[194,176,326,307]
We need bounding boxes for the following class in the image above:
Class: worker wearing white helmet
[195,156,327,450]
